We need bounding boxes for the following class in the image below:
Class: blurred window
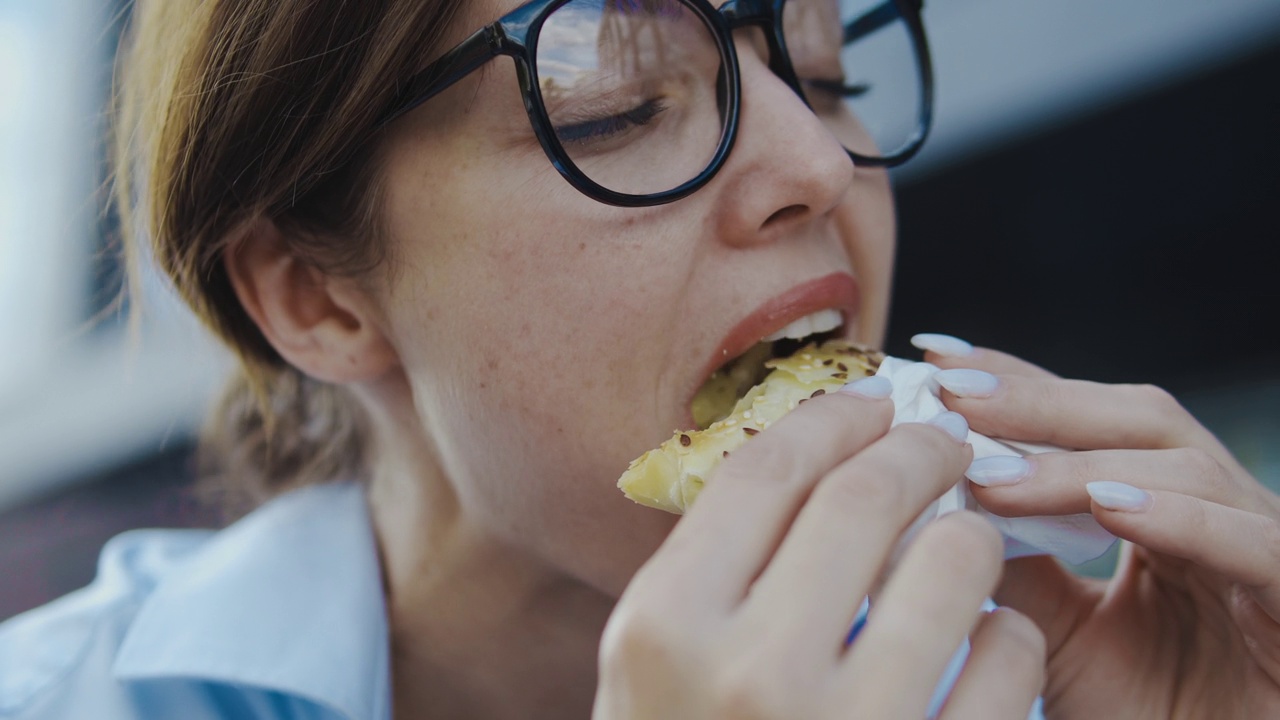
[0,0,112,400]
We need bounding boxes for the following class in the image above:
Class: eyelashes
[553,97,669,145]
[804,78,871,98]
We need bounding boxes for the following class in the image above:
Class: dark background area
[887,41,1280,393]
[3,41,1278,623]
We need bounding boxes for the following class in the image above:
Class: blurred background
[2,0,1278,620]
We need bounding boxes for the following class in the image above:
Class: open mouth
[691,308,845,429]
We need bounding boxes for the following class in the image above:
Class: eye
[553,98,669,146]
[804,78,870,99]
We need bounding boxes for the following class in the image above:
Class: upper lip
[687,271,861,416]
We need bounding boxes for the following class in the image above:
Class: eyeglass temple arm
[380,27,503,128]
[844,0,920,45]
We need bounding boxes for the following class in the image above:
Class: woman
[1,0,1277,717]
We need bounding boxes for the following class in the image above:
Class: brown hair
[113,0,462,516]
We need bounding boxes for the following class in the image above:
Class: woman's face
[370,0,897,597]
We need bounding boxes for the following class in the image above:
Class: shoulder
[0,483,388,720]
[0,529,212,718]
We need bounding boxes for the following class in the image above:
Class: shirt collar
[113,482,390,720]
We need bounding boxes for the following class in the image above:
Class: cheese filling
[692,310,846,428]
[691,342,772,430]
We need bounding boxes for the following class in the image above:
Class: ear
[223,219,399,384]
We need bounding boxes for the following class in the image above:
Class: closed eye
[805,79,870,98]
[554,98,668,145]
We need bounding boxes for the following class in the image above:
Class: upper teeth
[762,308,843,342]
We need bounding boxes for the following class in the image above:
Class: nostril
[763,204,807,227]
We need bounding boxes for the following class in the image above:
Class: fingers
[919,341,1253,485]
[738,421,974,654]
[911,333,1055,379]
[914,332,1234,459]
[967,447,1270,518]
[834,512,1005,718]
[642,392,895,612]
[609,392,1001,720]
[938,608,1046,720]
[936,371,1227,456]
[1087,484,1280,616]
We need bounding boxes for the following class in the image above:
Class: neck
[362,384,612,720]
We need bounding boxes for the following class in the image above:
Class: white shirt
[0,480,1044,719]
[0,483,389,719]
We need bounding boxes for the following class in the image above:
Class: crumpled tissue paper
[876,356,1117,566]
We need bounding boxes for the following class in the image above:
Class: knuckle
[1129,383,1184,414]
[710,663,794,720]
[598,603,685,672]
[1170,446,1223,486]
[917,513,1003,577]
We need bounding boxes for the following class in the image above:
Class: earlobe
[223,219,399,384]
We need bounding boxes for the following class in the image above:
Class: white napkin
[877,357,1116,566]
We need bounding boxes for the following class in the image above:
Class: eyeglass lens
[533,0,922,197]
[536,0,728,196]
[782,0,923,161]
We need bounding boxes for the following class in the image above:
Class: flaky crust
[618,341,882,513]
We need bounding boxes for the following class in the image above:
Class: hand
[918,335,1280,719]
[595,389,1046,719]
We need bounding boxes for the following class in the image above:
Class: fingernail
[840,375,893,400]
[1086,481,1153,512]
[965,455,1031,487]
[934,368,1000,398]
[911,333,974,358]
[927,411,969,442]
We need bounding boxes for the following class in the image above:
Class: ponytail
[198,366,369,520]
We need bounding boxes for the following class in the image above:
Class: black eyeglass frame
[378,0,934,207]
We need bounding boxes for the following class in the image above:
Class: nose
[709,31,856,247]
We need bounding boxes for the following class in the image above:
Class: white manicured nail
[840,375,893,400]
[966,456,1031,487]
[934,368,1000,398]
[911,333,974,357]
[1086,481,1153,512]
[927,411,969,442]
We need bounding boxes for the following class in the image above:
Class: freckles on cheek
[485,232,661,330]
[442,201,685,436]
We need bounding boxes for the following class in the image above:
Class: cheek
[439,257,684,593]
[433,236,661,464]
[382,191,692,593]
[841,171,896,345]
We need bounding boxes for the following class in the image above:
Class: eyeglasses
[379,0,934,207]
